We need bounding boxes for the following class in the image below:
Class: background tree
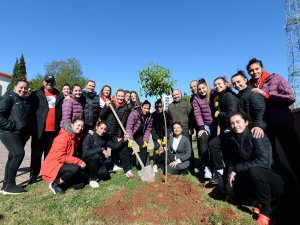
[30,58,87,91]
[139,63,176,183]
[7,54,28,92]
[183,91,190,102]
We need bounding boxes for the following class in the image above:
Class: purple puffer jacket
[251,73,295,131]
[192,95,213,130]
[60,95,83,128]
[126,108,153,142]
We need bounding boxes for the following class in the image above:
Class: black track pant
[197,132,210,170]
[84,154,110,180]
[31,131,56,177]
[209,134,230,170]
[0,132,29,184]
[57,163,82,184]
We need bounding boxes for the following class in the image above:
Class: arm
[218,93,238,120]
[0,96,15,131]
[61,99,73,127]
[249,92,266,130]
[82,134,102,158]
[177,136,192,162]
[125,110,136,139]
[143,115,153,142]
[192,97,205,129]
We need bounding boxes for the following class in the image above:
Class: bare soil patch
[93,175,243,224]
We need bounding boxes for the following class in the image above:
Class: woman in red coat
[41,117,86,194]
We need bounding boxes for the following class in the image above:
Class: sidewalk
[0,139,31,186]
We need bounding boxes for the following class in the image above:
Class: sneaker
[49,182,65,194]
[208,172,222,185]
[0,182,7,194]
[2,184,27,195]
[113,164,123,171]
[204,167,212,179]
[153,165,158,173]
[89,180,100,188]
[125,170,134,178]
[27,175,37,185]
[257,214,270,225]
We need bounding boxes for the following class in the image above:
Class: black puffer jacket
[29,87,63,138]
[81,90,100,129]
[151,110,172,141]
[99,101,129,137]
[82,133,126,158]
[237,86,266,130]
[217,89,238,131]
[228,129,272,174]
[0,90,31,134]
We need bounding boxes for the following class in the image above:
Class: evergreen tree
[6,58,20,92]
[18,54,27,77]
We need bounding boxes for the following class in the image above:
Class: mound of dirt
[93,175,242,224]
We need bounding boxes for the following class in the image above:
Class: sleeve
[61,99,73,127]
[107,137,126,150]
[143,115,153,142]
[0,96,15,131]
[54,135,83,166]
[186,101,192,129]
[235,137,271,173]
[249,92,266,130]
[117,107,129,138]
[99,104,111,120]
[177,136,192,162]
[151,114,159,141]
[218,93,238,120]
[82,134,101,158]
[125,110,136,139]
[192,97,205,128]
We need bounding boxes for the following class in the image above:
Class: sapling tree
[139,63,176,182]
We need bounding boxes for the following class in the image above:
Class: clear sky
[0,0,288,103]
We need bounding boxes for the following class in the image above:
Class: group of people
[0,57,299,225]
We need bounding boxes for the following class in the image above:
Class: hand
[251,88,266,97]
[142,141,148,148]
[117,137,123,142]
[157,139,162,146]
[102,149,110,158]
[161,136,167,147]
[80,161,86,169]
[124,132,129,141]
[229,171,236,188]
[169,161,179,168]
[105,100,111,106]
[198,130,208,137]
[128,139,133,148]
[214,111,220,118]
[251,127,264,138]
[88,130,94,135]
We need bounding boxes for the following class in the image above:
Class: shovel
[109,104,155,182]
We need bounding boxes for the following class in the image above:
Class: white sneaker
[89,180,99,188]
[125,170,134,178]
[204,167,212,179]
[112,164,123,171]
[153,164,158,173]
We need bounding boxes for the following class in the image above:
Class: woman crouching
[41,118,86,194]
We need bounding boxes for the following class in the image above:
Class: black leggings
[84,154,109,180]
[0,132,29,184]
[57,164,81,184]
[197,132,210,169]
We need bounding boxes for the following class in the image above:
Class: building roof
[0,72,12,79]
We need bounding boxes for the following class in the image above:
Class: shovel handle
[108,103,145,169]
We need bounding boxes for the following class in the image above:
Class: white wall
[0,76,11,95]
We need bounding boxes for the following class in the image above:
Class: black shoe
[3,183,27,195]
[70,182,85,190]
[208,172,223,185]
[27,175,37,185]
[0,182,7,193]
[49,182,65,194]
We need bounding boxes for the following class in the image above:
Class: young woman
[41,118,86,194]
[231,70,266,138]
[208,76,238,185]
[60,84,83,128]
[0,78,31,194]
[81,80,100,131]
[126,100,153,168]
[82,120,128,188]
[166,122,192,175]
[128,91,141,110]
[247,58,300,183]
[192,78,213,179]
[227,112,284,225]
[99,85,112,110]
[61,83,71,98]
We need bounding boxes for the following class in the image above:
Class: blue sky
[0,0,287,103]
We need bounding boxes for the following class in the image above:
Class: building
[162,94,173,111]
[0,72,12,96]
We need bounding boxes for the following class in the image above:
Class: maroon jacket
[192,95,213,130]
[126,107,153,142]
[250,71,295,131]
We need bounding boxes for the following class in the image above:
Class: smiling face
[72,86,82,98]
[71,120,84,134]
[62,85,70,97]
[43,80,55,91]
[96,123,107,136]
[190,81,198,94]
[172,90,182,102]
[198,83,208,97]
[247,62,263,81]
[230,114,248,134]
[14,81,29,97]
[102,86,111,98]
[173,123,183,137]
[214,78,227,93]
[155,103,163,113]
[130,92,137,102]
[141,104,150,116]
[85,81,95,93]
[231,75,248,91]
[116,90,125,104]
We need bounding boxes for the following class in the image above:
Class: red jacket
[41,128,84,183]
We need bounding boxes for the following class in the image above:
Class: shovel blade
[137,165,155,182]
